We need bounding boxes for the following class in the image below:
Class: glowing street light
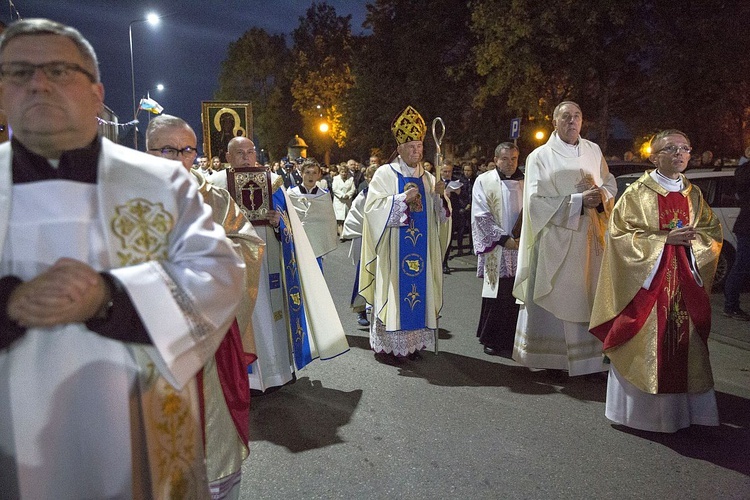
[534,130,546,141]
[319,122,330,134]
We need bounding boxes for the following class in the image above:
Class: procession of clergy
[0,17,724,500]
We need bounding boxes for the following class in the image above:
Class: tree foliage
[471,0,650,153]
[291,2,355,155]
[215,27,300,161]
[216,1,749,163]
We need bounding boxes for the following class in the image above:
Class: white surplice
[471,169,523,297]
[0,138,245,499]
[287,185,338,258]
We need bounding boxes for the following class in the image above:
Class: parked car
[607,160,652,178]
[615,168,739,290]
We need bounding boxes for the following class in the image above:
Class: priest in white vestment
[472,143,524,356]
[359,106,451,363]
[224,138,348,394]
[0,19,245,499]
[512,101,616,377]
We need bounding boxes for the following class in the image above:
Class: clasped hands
[7,258,110,328]
[582,186,603,209]
[267,209,281,228]
[666,226,697,247]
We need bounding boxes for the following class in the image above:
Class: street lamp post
[129,12,160,150]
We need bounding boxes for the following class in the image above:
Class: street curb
[710,331,750,351]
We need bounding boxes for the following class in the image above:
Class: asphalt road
[239,242,750,499]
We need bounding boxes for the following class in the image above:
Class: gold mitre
[391,105,426,144]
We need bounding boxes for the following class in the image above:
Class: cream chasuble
[512,132,616,375]
[359,158,451,354]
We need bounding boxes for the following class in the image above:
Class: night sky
[6,1,369,152]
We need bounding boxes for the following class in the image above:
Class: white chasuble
[512,132,616,376]
[359,158,451,354]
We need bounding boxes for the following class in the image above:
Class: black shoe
[407,350,423,361]
[483,346,500,356]
[374,352,402,366]
[723,308,750,321]
[357,311,370,326]
[546,369,568,382]
[443,265,451,274]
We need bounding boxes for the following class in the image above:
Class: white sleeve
[110,171,245,390]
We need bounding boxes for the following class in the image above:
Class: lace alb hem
[370,318,435,356]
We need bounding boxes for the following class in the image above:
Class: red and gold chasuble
[591,192,711,393]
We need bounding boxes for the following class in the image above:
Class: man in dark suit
[455,163,476,256]
[440,162,460,274]
[279,157,303,188]
[723,160,750,320]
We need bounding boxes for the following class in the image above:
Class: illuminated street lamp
[129,12,161,149]
[145,83,165,125]
[318,121,331,165]
[534,130,546,142]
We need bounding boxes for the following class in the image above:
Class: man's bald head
[226,136,257,168]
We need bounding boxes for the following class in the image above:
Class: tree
[344,0,479,163]
[290,2,355,161]
[215,27,300,161]
[471,0,650,153]
[642,0,750,156]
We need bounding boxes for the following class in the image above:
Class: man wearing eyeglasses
[513,101,616,379]
[590,129,722,432]
[147,114,265,499]
[0,19,245,499]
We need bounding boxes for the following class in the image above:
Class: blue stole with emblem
[395,169,428,331]
[273,188,314,369]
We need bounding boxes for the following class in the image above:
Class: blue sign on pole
[510,117,521,140]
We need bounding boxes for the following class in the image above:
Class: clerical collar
[651,169,684,192]
[498,169,524,181]
[550,131,580,157]
[12,135,101,184]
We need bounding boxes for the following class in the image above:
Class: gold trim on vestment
[111,198,174,266]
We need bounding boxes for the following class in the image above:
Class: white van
[615,168,739,290]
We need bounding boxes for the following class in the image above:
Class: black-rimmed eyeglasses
[0,61,97,85]
[149,146,199,159]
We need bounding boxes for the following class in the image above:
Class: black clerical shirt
[0,136,151,349]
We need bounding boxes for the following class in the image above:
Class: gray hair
[0,18,100,82]
[494,142,519,157]
[552,101,582,121]
[145,114,194,149]
[650,129,690,152]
